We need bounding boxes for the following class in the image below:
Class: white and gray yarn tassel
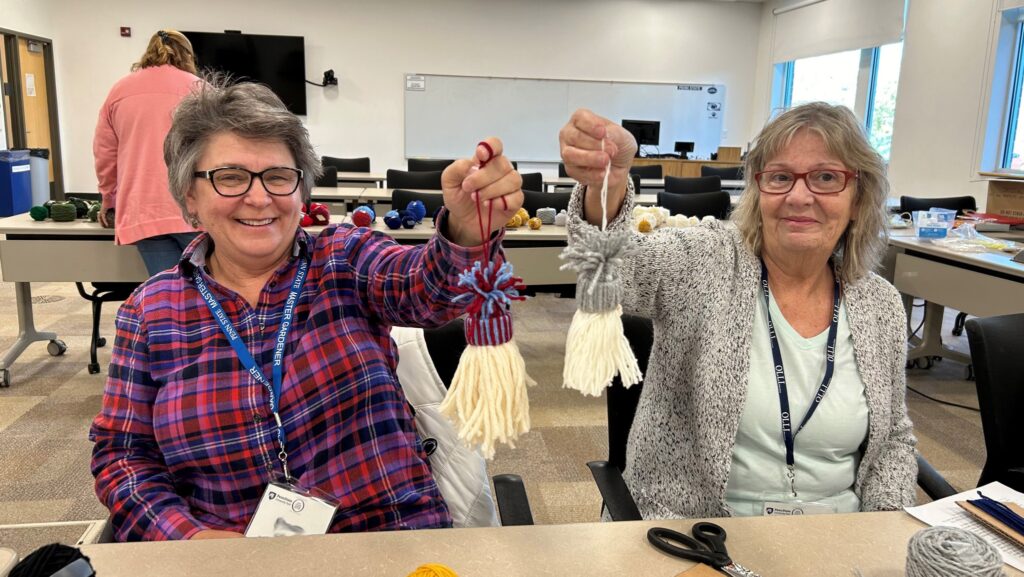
[905,526,1004,577]
[559,146,642,396]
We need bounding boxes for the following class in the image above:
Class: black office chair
[522,190,571,217]
[314,165,338,188]
[408,158,454,172]
[322,156,371,173]
[589,315,956,521]
[657,191,730,220]
[520,172,544,193]
[701,165,743,181]
[965,313,1024,492]
[630,173,641,194]
[629,165,663,179]
[76,282,140,375]
[558,162,569,178]
[386,169,443,190]
[899,195,979,337]
[391,189,445,217]
[665,175,722,195]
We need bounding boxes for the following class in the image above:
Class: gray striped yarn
[559,219,635,313]
[906,526,1004,577]
[537,207,557,224]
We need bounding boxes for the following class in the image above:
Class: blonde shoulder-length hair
[132,30,197,75]
[730,102,889,284]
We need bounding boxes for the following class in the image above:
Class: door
[17,37,51,181]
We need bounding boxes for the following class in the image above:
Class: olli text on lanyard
[759,260,841,497]
[193,257,309,481]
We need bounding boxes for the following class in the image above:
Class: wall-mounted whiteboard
[404,74,726,163]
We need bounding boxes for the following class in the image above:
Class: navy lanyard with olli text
[193,257,309,481]
[760,260,841,497]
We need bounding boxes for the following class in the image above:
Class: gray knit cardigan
[567,184,918,519]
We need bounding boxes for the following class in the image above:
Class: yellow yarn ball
[527,217,542,230]
[407,563,458,577]
[505,214,523,228]
[637,219,653,233]
[516,207,529,222]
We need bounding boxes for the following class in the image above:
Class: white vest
[390,326,500,528]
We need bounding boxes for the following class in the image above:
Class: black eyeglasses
[754,169,858,195]
[193,166,303,198]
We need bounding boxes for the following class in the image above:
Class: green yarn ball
[86,203,101,222]
[67,197,90,218]
[49,202,77,222]
[29,205,49,221]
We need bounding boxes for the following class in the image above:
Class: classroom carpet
[0,280,986,555]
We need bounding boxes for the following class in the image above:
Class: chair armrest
[492,474,534,526]
[917,453,957,500]
[587,461,642,521]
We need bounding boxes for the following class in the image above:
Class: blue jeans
[135,233,199,276]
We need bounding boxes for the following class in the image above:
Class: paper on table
[905,481,1024,572]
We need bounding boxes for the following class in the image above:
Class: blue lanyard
[759,260,841,497]
[193,257,309,480]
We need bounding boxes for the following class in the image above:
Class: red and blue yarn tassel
[440,148,535,459]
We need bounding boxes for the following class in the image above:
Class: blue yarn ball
[352,205,376,227]
[399,209,417,229]
[406,200,427,223]
[383,210,402,230]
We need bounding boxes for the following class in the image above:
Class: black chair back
[322,156,370,173]
[899,195,977,216]
[408,158,454,172]
[607,315,655,471]
[314,165,338,188]
[387,169,443,190]
[391,189,445,217]
[965,313,1024,492]
[423,318,466,389]
[629,165,663,179]
[630,173,641,194]
[700,165,743,180]
[522,190,571,217]
[558,162,569,178]
[657,191,731,220]
[664,175,721,195]
[520,172,544,193]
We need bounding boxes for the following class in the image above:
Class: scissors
[647,522,762,577]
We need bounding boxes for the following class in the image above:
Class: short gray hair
[164,77,321,221]
[730,102,889,283]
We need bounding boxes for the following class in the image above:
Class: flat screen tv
[184,31,307,115]
[621,119,660,155]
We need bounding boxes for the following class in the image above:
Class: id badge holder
[761,498,837,516]
[245,479,340,538]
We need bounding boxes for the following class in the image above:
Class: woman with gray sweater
[559,102,916,519]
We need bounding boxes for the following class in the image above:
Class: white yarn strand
[600,140,609,231]
[905,526,1004,577]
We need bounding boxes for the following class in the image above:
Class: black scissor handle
[647,527,730,567]
[691,522,731,561]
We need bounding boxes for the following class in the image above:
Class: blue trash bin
[0,149,32,217]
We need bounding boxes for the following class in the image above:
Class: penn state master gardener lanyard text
[194,257,309,481]
[759,260,841,497]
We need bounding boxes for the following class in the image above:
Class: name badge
[762,500,837,516]
[245,481,338,538]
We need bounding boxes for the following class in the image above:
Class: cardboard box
[986,179,1024,219]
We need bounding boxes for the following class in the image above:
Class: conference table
[76,511,1022,576]
[336,171,386,187]
[0,213,573,387]
[888,229,1024,367]
[543,176,745,192]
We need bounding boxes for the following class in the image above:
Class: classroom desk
[77,511,1021,577]
[336,171,386,187]
[0,214,573,386]
[542,177,745,192]
[888,230,1024,366]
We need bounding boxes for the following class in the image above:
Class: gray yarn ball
[537,207,556,225]
[906,526,1003,577]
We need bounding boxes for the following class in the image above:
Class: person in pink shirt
[93,29,202,275]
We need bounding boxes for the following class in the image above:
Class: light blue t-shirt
[725,291,869,517]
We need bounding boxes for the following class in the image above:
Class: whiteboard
[404,74,726,163]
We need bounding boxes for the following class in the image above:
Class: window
[977,5,1024,174]
[771,42,904,161]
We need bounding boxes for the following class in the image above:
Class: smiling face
[186,132,302,275]
[759,129,857,264]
